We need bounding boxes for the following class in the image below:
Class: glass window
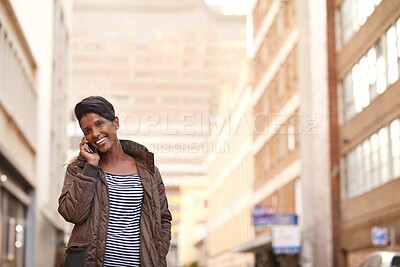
[367,47,378,100]
[352,64,363,113]
[362,139,372,191]
[390,119,400,178]
[378,127,390,182]
[359,57,371,108]
[376,43,387,94]
[340,0,381,45]
[1,188,26,267]
[343,72,355,120]
[387,26,399,84]
[397,18,400,58]
[344,118,400,198]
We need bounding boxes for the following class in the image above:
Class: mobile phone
[84,137,96,154]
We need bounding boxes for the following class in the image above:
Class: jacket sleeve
[155,167,172,257]
[58,162,100,224]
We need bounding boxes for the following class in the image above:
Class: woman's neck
[99,142,138,174]
[99,141,127,166]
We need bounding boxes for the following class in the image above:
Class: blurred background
[0,0,399,266]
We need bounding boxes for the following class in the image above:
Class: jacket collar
[120,139,155,174]
[74,139,155,174]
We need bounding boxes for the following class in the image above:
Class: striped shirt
[103,172,143,267]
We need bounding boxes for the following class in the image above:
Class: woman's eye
[95,120,104,127]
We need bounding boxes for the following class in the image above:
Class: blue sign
[252,207,298,227]
[273,246,301,254]
[274,214,298,225]
[371,226,388,246]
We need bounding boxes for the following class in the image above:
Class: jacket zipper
[98,169,110,265]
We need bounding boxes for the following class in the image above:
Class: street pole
[390,226,396,251]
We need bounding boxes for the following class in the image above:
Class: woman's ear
[114,116,120,130]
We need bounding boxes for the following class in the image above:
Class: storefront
[0,157,32,267]
[234,230,300,267]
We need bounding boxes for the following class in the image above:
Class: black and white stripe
[103,172,143,267]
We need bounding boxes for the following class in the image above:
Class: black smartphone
[84,137,96,154]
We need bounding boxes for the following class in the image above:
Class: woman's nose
[92,127,100,137]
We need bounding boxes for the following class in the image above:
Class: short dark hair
[74,96,115,122]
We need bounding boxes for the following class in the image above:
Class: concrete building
[237,0,305,265]
[231,0,333,266]
[331,0,400,266]
[204,60,255,267]
[0,0,71,266]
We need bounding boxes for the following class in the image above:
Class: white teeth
[96,137,106,144]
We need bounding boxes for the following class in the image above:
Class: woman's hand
[79,137,100,166]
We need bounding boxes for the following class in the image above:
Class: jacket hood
[67,139,155,173]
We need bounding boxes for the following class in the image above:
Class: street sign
[272,225,301,254]
[252,206,275,227]
[371,226,388,246]
[252,207,298,228]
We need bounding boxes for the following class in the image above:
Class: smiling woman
[57,96,172,267]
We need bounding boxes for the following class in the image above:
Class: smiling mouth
[96,137,107,145]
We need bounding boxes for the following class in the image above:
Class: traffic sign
[371,226,388,246]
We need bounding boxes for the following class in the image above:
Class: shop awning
[232,231,272,253]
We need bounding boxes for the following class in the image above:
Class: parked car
[359,251,400,267]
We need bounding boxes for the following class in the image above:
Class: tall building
[205,61,255,267]
[238,0,305,265]
[68,0,246,259]
[331,0,400,266]
[233,0,333,266]
[0,0,71,266]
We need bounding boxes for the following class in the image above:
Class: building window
[390,119,400,178]
[341,17,400,122]
[1,188,26,267]
[344,117,400,198]
[339,0,382,45]
[387,25,399,84]
[0,17,37,146]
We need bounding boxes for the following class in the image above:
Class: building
[177,177,208,267]
[231,0,334,266]
[332,0,400,266]
[204,60,255,267]
[241,0,303,265]
[0,0,71,266]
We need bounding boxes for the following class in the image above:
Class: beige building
[238,0,304,265]
[0,0,71,266]
[204,61,255,267]
[178,177,208,267]
[231,0,333,266]
[332,0,400,266]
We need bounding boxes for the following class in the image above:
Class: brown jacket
[58,140,172,266]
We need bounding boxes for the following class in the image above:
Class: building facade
[233,0,334,266]
[244,0,303,265]
[333,0,400,266]
[0,0,71,266]
[205,61,255,267]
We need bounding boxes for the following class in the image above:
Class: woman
[58,96,172,267]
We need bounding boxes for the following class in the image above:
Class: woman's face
[79,112,119,154]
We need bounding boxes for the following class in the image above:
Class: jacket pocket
[64,246,86,267]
